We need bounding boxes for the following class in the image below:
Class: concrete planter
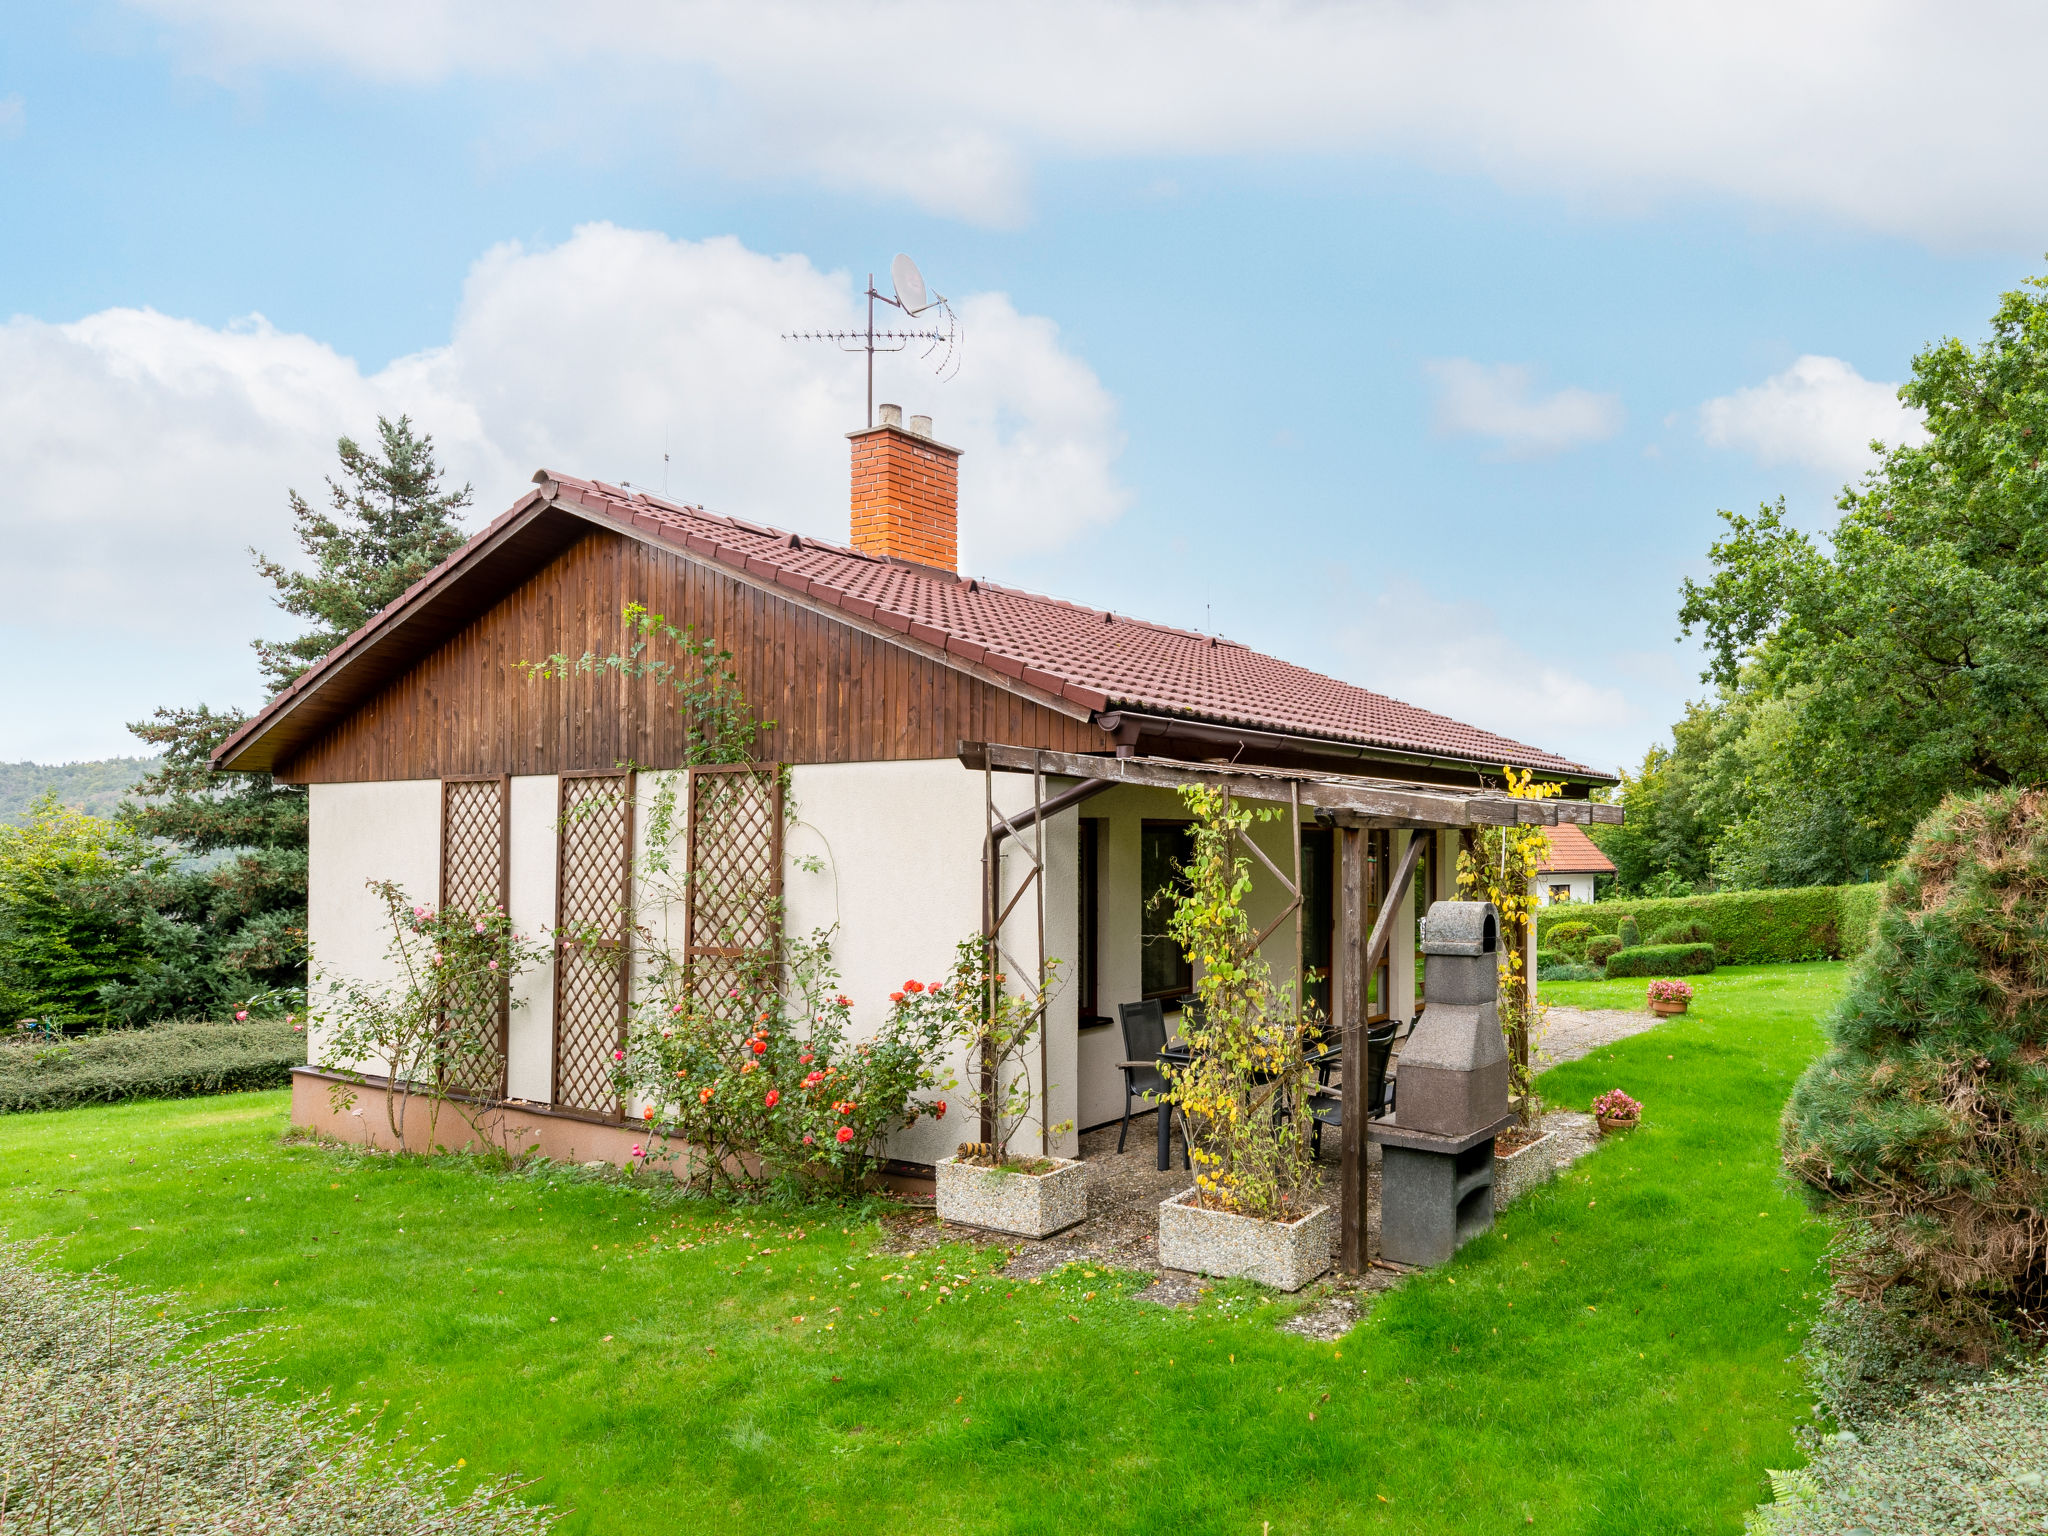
[934,1155,1087,1238]
[1495,1128,1554,1164]
[1157,1189,1331,1292]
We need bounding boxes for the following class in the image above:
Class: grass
[0,963,1848,1534]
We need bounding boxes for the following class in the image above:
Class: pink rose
[234,1010,248,1022]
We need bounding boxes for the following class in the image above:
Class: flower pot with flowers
[1591,1087,1643,1134]
[1646,978,1693,1016]
[1154,786,1331,1292]
[932,939,1086,1238]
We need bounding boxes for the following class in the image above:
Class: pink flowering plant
[315,880,546,1149]
[1591,1087,1643,1123]
[1645,979,1694,1005]
[613,929,953,1196]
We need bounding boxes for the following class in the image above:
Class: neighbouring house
[215,405,1618,1212]
[1534,822,1616,906]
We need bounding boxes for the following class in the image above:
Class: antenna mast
[784,254,961,426]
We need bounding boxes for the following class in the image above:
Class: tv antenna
[783,253,962,427]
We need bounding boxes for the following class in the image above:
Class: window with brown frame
[1077,818,1108,1028]
[1139,820,1195,999]
[1299,825,1334,1024]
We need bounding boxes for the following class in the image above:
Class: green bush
[1835,882,1882,958]
[1585,935,1623,966]
[1604,943,1716,978]
[1534,948,1567,971]
[1784,788,2048,1345]
[1536,883,1882,965]
[1546,920,1595,957]
[0,1018,304,1114]
[1650,918,1713,946]
[1616,914,1642,949]
[1536,962,1604,982]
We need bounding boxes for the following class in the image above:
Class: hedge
[1604,942,1717,978]
[1535,882,1883,966]
[0,1018,305,1114]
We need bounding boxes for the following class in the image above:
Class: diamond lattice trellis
[553,773,634,1118]
[440,777,508,1098]
[685,766,783,1030]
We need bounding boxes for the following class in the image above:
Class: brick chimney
[848,404,962,573]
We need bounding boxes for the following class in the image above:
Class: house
[215,405,1618,1262]
[1534,822,1616,906]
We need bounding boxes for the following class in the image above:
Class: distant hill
[0,757,160,823]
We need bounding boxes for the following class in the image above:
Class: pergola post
[1338,826,1368,1272]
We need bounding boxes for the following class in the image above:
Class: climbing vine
[1455,765,1563,1124]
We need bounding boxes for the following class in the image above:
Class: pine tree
[250,415,472,692]
[1783,786,2048,1348]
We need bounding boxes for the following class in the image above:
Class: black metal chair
[1116,1000,1191,1169]
[1308,1020,1400,1159]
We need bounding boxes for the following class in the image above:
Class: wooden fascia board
[544,494,1097,725]
[213,494,558,773]
[973,744,1624,829]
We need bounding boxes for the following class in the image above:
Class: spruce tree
[250,415,472,691]
[1784,786,2048,1348]
[117,418,473,1013]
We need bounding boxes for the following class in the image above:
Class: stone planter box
[1495,1128,1554,1165]
[935,1155,1087,1238]
[1157,1189,1331,1292]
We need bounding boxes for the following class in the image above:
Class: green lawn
[0,963,1847,1534]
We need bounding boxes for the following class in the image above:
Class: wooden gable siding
[276,527,1102,784]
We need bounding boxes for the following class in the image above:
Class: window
[1077,819,1107,1028]
[1299,826,1334,1023]
[1410,831,1435,1012]
[1140,821,1195,998]
[1549,883,1573,905]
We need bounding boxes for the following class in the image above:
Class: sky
[2,2,2041,774]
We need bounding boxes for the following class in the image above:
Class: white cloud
[1425,359,1624,458]
[122,1,2048,244]
[0,224,1126,756]
[1316,576,1642,776]
[1698,354,1927,478]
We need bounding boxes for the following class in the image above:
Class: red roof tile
[1536,822,1617,874]
[541,473,1600,778]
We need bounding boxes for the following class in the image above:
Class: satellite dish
[891,253,928,314]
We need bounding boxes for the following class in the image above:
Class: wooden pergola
[963,741,1622,1273]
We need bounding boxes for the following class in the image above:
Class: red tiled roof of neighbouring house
[1537,822,1617,873]
[213,469,1610,781]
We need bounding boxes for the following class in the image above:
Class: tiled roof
[1536,822,1617,874]
[542,472,1600,778]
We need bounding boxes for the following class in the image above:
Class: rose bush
[613,932,952,1195]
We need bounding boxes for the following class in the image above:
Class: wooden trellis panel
[683,765,784,1027]
[440,776,509,1098]
[553,771,635,1119]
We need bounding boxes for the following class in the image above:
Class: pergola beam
[962,743,1622,829]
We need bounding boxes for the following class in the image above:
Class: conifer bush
[1616,914,1642,949]
[1783,787,2048,1346]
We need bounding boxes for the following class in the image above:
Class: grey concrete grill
[1369,899,1515,1266]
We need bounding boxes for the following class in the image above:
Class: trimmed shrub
[1604,943,1716,978]
[0,1017,303,1114]
[1536,882,1883,966]
[1546,920,1595,957]
[1784,788,2048,1345]
[1536,962,1603,982]
[1649,918,1713,946]
[1534,948,1567,971]
[1836,881,1882,958]
[1616,914,1642,950]
[0,1238,557,1531]
[1585,934,1623,966]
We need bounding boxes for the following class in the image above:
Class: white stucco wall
[504,775,559,1101]
[306,780,441,1077]
[1536,873,1598,906]
[783,759,1078,1163]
